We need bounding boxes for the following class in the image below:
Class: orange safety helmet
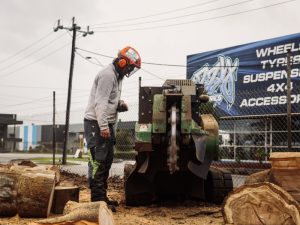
[117,46,141,77]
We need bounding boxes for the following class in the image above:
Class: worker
[84,46,141,209]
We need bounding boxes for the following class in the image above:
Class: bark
[222,182,300,225]
[0,168,19,217]
[245,169,300,202]
[269,152,300,170]
[244,169,274,185]
[17,171,56,218]
[0,164,57,218]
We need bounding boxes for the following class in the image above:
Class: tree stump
[245,152,300,203]
[222,182,300,225]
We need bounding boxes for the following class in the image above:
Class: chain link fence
[2,85,299,189]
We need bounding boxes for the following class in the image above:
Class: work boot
[104,197,119,207]
[107,204,116,213]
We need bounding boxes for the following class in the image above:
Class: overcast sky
[0,0,299,125]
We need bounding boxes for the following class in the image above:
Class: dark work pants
[84,119,115,202]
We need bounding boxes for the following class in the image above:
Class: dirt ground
[0,170,224,225]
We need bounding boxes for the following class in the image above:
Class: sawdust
[0,171,224,225]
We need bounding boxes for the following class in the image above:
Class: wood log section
[222,182,300,225]
[33,201,115,225]
[0,168,18,217]
[0,163,58,218]
[51,185,80,214]
[30,221,98,225]
[18,171,56,218]
[245,152,300,202]
[269,152,300,169]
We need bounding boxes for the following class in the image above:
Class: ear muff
[118,58,127,68]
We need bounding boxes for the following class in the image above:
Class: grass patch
[31,157,88,165]
[31,150,136,164]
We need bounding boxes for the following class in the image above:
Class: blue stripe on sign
[24,126,28,151]
[32,125,37,145]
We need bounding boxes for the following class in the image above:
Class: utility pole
[287,50,292,150]
[53,91,56,165]
[54,17,93,164]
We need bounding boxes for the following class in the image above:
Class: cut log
[269,152,300,169]
[270,169,300,203]
[0,168,19,217]
[10,164,60,184]
[51,185,80,214]
[28,220,99,225]
[18,171,56,218]
[29,220,98,225]
[222,182,300,225]
[35,201,114,225]
[246,152,300,203]
[244,169,274,185]
[0,164,57,218]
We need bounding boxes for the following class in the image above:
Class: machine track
[205,167,233,204]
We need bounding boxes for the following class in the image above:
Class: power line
[0,90,92,114]
[92,0,223,27]
[0,32,67,72]
[74,47,200,67]
[4,95,52,107]
[76,47,245,68]
[0,90,90,107]
[0,83,89,91]
[2,90,142,113]
[75,48,170,80]
[75,50,104,67]
[141,68,164,80]
[0,93,49,101]
[18,100,140,119]
[93,0,295,32]
[76,47,114,59]
[76,49,188,85]
[74,50,186,82]
[0,41,71,79]
[0,94,90,113]
[16,100,88,113]
[93,0,254,29]
[0,31,54,65]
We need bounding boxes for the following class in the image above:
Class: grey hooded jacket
[84,64,122,130]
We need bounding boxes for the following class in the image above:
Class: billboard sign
[187,33,300,117]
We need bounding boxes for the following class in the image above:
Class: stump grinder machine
[124,79,233,206]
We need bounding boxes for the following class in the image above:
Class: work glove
[117,100,128,112]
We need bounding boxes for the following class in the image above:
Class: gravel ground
[0,169,225,225]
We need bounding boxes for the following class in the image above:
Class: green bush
[115,129,134,152]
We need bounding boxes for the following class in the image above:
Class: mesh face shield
[125,66,139,77]
[125,48,140,67]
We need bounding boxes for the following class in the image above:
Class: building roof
[0,114,23,125]
[69,123,84,133]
